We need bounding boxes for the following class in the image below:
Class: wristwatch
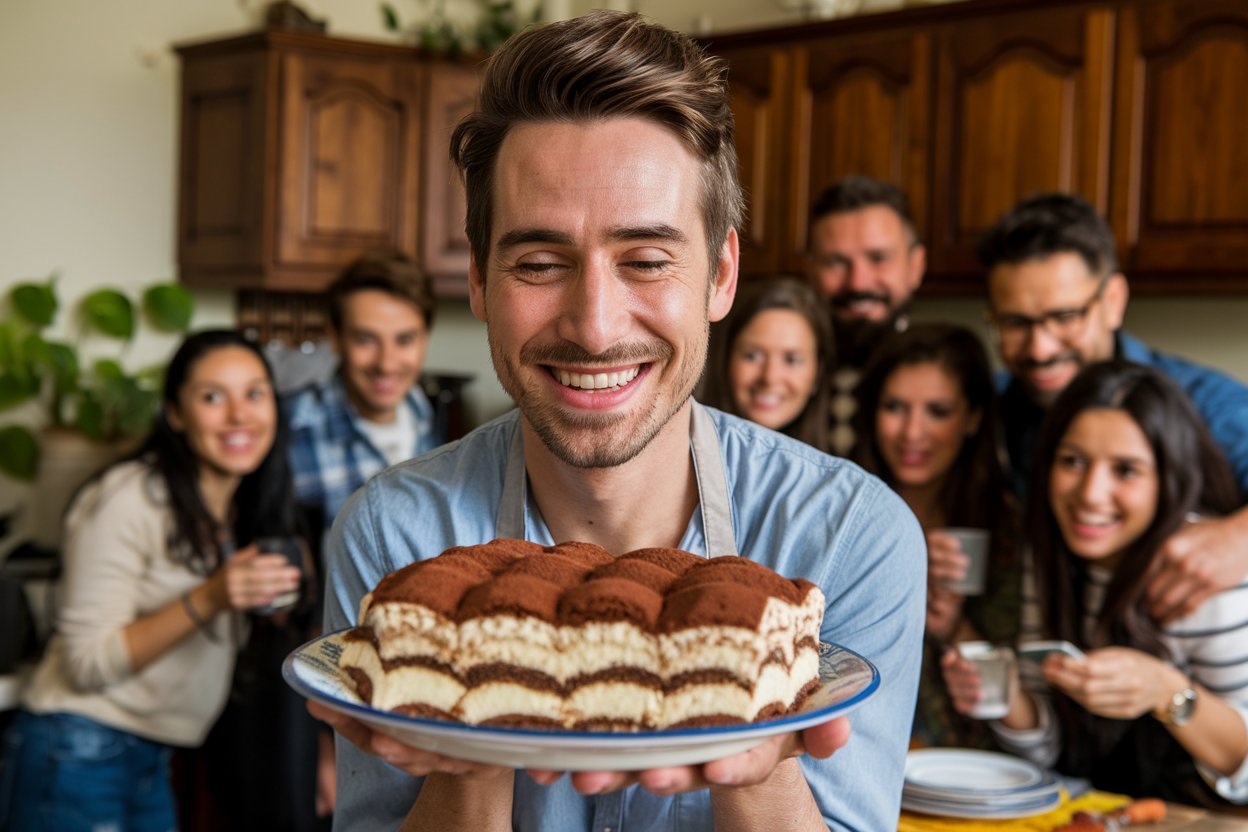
[1155,685,1198,726]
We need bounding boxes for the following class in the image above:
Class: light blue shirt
[324,405,925,831]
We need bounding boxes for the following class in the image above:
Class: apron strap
[690,402,737,557]
[495,405,738,557]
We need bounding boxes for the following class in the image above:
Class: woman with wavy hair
[944,360,1248,806]
[1,329,302,831]
[853,323,1022,748]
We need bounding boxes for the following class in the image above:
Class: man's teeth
[557,367,640,390]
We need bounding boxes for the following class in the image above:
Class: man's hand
[1043,647,1176,721]
[521,717,851,796]
[1146,511,1248,623]
[307,700,511,781]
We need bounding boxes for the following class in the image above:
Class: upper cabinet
[177,31,424,291]
[1110,0,1248,292]
[795,28,933,271]
[929,5,1114,287]
[708,0,1248,295]
[716,43,794,277]
[421,59,480,298]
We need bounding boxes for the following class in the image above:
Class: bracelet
[180,588,217,643]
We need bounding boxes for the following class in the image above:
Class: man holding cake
[310,10,925,831]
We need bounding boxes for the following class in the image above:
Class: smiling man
[285,252,442,533]
[311,11,924,832]
[981,192,1248,621]
[807,176,927,454]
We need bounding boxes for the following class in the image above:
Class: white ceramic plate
[903,769,1060,804]
[284,629,879,771]
[901,788,1063,820]
[905,748,1048,794]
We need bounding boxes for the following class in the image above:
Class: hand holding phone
[1017,640,1086,663]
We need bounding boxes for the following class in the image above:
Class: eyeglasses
[988,276,1109,348]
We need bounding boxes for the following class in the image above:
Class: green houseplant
[0,275,194,482]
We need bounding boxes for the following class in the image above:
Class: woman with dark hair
[701,276,833,452]
[944,360,1248,806]
[1,329,301,831]
[852,323,1022,748]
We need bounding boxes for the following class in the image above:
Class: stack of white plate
[901,749,1063,820]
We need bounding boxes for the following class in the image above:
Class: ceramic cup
[939,527,990,596]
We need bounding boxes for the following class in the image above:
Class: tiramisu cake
[339,539,824,730]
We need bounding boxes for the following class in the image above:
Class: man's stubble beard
[488,326,707,470]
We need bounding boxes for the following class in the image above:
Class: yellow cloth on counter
[898,790,1131,832]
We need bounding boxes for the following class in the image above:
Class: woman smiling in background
[853,323,1022,749]
[943,361,1248,807]
[1,330,301,832]
[702,276,833,452]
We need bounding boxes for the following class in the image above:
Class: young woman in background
[0,329,301,832]
[853,323,1022,748]
[701,276,834,452]
[943,361,1248,806]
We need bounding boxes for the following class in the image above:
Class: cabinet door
[794,29,933,269]
[929,6,1115,287]
[717,44,792,278]
[1111,0,1248,292]
[422,60,479,298]
[275,50,422,289]
[178,49,268,287]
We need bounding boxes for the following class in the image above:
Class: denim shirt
[323,404,925,832]
[285,373,441,529]
[999,330,1248,500]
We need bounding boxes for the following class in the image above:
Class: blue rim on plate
[283,629,880,769]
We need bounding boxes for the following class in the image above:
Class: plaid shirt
[284,373,441,530]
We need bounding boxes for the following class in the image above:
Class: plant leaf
[0,425,39,480]
[381,2,400,31]
[142,284,194,332]
[82,289,135,340]
[74,393,106,441]
[10,280,58,328]
[0,372,39,409]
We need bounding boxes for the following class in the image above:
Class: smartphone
[1017,640,1086,663]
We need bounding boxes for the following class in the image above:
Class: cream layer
[458,616,659,682]
[564,681,660,726]
[456,681,564,724]
[339,639,465,712]
[362,601,458,665]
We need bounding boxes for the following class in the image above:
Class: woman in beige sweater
[1,329,302,832]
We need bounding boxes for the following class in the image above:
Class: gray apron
[494,403,738,557]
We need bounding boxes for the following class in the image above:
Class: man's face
[987,252,1127,407]
[807,204,925,325]
[468,117,737,469]
[332,289,429,423]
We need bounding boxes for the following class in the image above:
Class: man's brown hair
[326,252,435,331]
[450,10,743,277]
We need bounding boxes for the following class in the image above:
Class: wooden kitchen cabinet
[1110,0,1248,292]
[793,28,933,271]
[421,59,480,298]
[177,31,423,291]
[928,3,1115,287]
[716,43,794,277]
[708,0,1248,295]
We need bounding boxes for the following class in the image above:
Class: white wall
[3,0,1246,524]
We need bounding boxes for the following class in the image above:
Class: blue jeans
[0,710,176,832]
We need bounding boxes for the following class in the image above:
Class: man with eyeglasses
[806,176,927,455]
[981,192,1248,622]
